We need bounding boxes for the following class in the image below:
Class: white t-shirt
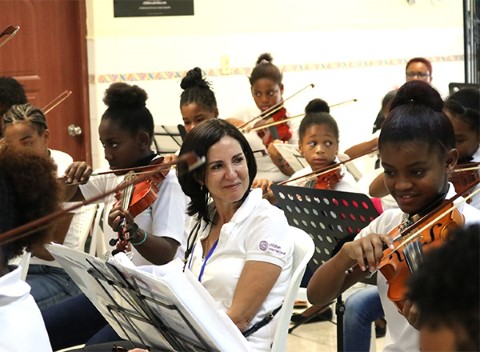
[186,189,294,351]
[355,184,480,352]
[80,164,188,266]
[287,162,360,193]
[0,266,52,351]
[466,147,480,209]
[232,106,299,183]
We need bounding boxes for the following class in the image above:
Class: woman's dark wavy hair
[249,53,283,86]
[0,149,60,266]
[407,224,479,351]
[180,67,217,111]
[298,112,339,142]
[379,80,455,158]
[444,87,480,134]
[177,119,257,223]
[102,82,154,137]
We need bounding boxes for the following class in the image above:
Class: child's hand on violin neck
[108,204,134,232]
[342,233,394,272]
[63,161,93,184]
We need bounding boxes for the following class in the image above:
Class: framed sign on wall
[114,0,194,17]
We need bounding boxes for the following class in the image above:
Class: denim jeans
[27,264,82,310]
[343,286,384,352]
[42,293,109,351]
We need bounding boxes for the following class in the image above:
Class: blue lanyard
[197,239,218,282]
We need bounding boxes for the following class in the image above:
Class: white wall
[85,0,464,169]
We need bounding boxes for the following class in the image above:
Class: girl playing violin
[286,107,359,192]
[43,82,189,351]
[65,82,187,266]
[307,80,480,352]
[236,53,296,182]
[444,87,480,209]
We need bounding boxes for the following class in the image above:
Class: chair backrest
[63,203,98,253]
[8,251,31,281]
[271,226,314,352]
[89,202,106,256]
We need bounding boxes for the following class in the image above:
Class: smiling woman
[176,119,294,351]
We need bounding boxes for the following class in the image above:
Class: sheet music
[274,143,307,172]
[46,244,251,352]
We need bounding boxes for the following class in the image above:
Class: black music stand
[271,185,381,352]
[153,125,183,155]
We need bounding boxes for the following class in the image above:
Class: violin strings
[382,184,480,261]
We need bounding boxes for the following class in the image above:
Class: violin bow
[238,83,315,131]
[58,152,205,185]
[0,25,20,49]
[248,98,358,133]
[279,147,378,186]
[42,90,72,115]
[452,161,480,173]
[1,152,205,245]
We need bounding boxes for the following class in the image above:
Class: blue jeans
[343,286,384,352]
[27,264,82,310]
[42,293,110,351]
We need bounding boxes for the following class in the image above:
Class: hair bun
[390,80,443,112]
[256,53,273,66]
[103,82,147,109]
[180,67,210,90]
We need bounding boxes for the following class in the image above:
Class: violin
[254,106,293,146]
[376,180,480,310]
[110,157,168,252]
[313,167,343,190]
[449,162,480,202]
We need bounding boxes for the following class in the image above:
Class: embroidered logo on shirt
[259,241,268,251]
[259,241,286,255]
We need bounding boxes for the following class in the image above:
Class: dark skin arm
[369,173,389,198]
[108,205,179,265]
[61,161,93,201]
[307,233,393,307]
[344,137,378,159]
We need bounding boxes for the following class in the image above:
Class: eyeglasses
[406,72,430,79]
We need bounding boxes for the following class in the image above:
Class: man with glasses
[405,57,433,83]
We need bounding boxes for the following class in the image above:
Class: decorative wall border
[90,55,464,84]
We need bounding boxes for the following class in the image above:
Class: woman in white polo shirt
[177,118,294,351]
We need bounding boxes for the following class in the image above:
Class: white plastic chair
[88,203,106,256]
[62,203,98,253]
[271,226,315,352]
[8,251,31,281]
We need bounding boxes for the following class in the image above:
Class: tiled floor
[287,286,385,352]
[286,318,384,352]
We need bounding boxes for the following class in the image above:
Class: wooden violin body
[314,167,343,190]
[255,107,292,146]
[379,201,464,310]
[450,163,479,202]
[113,157,167,251]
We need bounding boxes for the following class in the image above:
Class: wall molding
[90,55,464,84]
